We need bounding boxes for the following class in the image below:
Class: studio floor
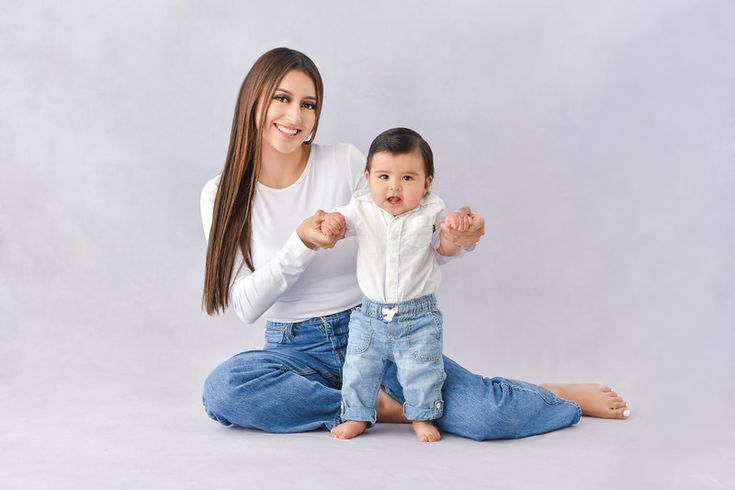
[2,364,731,490]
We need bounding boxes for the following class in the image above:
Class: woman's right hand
[297,210,341,250]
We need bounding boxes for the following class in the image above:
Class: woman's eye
[303,102,317,110]
[274,95,288,103]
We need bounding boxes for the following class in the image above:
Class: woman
[201,47,629,440]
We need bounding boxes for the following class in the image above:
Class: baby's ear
[423,175,433,195]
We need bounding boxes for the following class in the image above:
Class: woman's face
[257,69,318,156]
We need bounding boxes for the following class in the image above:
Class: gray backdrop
[2,1,734,489]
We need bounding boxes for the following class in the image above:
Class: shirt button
[435,401,443,409]
[387,335,394,341]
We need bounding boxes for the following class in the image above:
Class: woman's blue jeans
[202,307,581,440]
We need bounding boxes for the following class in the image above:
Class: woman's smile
[275,123,299,137]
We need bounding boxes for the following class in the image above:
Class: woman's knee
[202,350,277,425]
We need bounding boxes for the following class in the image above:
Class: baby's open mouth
[387,196,401,204]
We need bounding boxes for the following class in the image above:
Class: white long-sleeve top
[334,190,446,303]
[200,143,366,323]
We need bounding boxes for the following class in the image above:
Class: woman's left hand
[440,206,485,249]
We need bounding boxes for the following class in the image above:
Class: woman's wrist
[296,226,317,250]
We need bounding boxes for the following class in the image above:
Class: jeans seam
[321,317,345,380]
[500,380,565,407]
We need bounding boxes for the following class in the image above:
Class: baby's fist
[321,212,346,239]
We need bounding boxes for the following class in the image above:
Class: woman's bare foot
[331,420,368,439]
[412,420,441,442]
[377,389,409,423]
[541,383,630,419]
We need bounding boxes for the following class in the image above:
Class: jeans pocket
[346,314,373,354]
[429,310,443,341]
[407,315,442,361]
[264,324,286,344]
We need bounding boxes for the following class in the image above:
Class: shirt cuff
[283,230,319,264]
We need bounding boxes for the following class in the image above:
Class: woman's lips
[275,123,299,137]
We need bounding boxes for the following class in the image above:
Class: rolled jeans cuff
[341,403,377,424]
[404,400,444,421]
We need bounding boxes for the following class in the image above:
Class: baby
[319,127,476,442]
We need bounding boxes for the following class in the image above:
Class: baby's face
[366,151,432,217]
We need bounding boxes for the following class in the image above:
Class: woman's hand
[440,206,485,250]
[297,210,342,250]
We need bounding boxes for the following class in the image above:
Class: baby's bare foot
[331,421,367,439]
[412,420,441,442]
[541,383,630,419]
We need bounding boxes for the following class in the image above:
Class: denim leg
[202,349,343,433]
[340,310,387,423]
[394,312,446,420]
[381,356,582,440]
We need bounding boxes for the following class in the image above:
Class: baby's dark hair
[365,127,434,178]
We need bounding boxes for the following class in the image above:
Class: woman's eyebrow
[274,88,317,100]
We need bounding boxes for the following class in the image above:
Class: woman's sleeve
[347,144,367,192]
[200,178,317,324]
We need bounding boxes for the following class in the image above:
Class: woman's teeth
[276,124,298,136]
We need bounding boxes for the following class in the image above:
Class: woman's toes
[615,407,631,419]
[611,401,627,409]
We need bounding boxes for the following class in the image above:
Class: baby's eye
[402,176,414,181]
[378,175,389,180]
[303,101,317,110]
[274,94,288,103]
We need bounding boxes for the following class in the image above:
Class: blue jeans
[341,295,446,423]
[202,307,582,439]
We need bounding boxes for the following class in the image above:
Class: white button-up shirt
[334,189,445,304]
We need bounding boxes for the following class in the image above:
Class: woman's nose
[286,102,302,124]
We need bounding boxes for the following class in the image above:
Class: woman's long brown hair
[203,48,324,315]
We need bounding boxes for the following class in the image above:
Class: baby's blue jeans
[341,295,446,423]
[202,306,582,440]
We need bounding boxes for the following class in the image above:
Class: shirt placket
[385,218,402,303]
